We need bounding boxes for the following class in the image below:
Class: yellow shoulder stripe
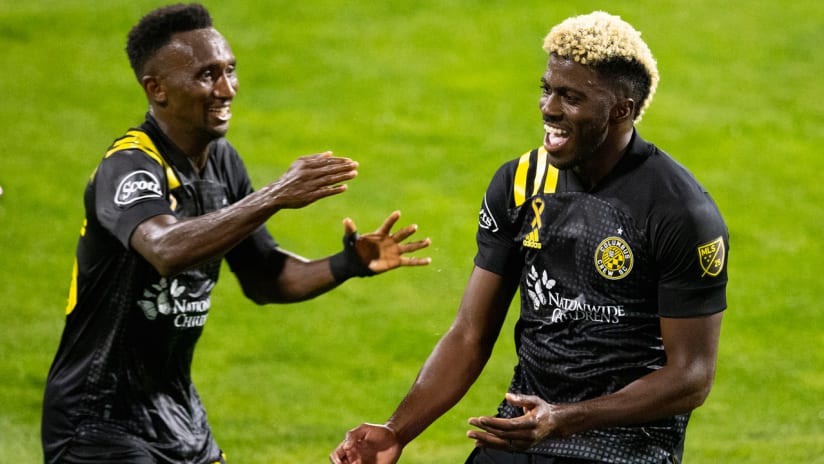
[514,147,559,206]
[513,150,532,207]
[105,130,181,190]
[541,147,559,195]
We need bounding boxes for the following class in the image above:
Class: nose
[214,71,238,99]
[539,93,560,118]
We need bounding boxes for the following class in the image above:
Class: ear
[611,98,635,123]
[142,75,167,105]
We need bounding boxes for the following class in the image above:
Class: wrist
[329,232,374,282]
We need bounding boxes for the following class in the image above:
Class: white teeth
[544,124,567,136]
[214,107,231,120]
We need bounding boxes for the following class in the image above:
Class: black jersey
[42,115,277,463]
[475,132,728,463]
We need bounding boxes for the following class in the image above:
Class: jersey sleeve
[654,192,729,318]
[93,149,174,249]
[474,159,523,277]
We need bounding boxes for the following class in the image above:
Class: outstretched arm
[330,267,518,464]
[131,151,357,277]
[237,211,432,304]
[467,311,723,451]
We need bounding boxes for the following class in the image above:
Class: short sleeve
[474,160,523,277]
[93,150,174,249]
[654,192,729,318]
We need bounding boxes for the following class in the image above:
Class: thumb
[342,217,357,236]
[505,392,539,410]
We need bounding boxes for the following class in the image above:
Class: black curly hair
[126,3,213,80]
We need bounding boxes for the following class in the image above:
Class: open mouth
[210,106,232,122]
[544,124,569,151]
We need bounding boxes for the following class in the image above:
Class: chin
[546,151,575,171]
[208,124,230,138]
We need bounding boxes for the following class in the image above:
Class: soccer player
[41,3,431,463]
[331,11,728,464]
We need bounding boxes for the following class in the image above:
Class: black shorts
[465,448,680,464]
[54,434,226,464]
[465,448,596,464]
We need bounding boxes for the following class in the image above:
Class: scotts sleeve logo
[595,236,634,280]
[115,170,163,206]
[478,195,499,232]
[698,236,725,277]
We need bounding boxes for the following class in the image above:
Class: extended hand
[467,393,560,451]
[265,151,358,209]
[346,211,431,274]
[329,423,402,464]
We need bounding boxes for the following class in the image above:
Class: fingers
[466,429,513,450]
[468,414,532,436]
[293,152,359,187]
[342,217,357,236]
[389,224,419,243]
[399,255,432,267]
[398,239,432,258]
[505,392,540,410]
[374,210,401,235]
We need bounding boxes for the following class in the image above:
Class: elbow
[243,287,274,306]
[238,282,274,305]
[145,249,189,278]
[238,280,298,305]
[145,255,182,278]
[682,366,716,411]
[691,376,715,409]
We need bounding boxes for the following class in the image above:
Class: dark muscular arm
[130,152,357,277]
[330,267,517,463]
[467,312,723,450]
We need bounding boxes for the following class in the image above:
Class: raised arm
[466,311,723,450]
[330,266,519,464]
[130,152,357,277]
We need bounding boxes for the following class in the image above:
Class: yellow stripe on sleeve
[539,147,559,194]
[513,150,532,207]
[65,259,78,315]
[104,130,181,190]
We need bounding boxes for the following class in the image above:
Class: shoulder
[486,148,541,205]
[623,136,722,219]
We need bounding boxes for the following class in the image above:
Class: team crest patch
[115,170,162,206]
[698,236,725,277]
[595,236,633,280]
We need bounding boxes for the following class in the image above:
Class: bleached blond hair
[543,11,659,122]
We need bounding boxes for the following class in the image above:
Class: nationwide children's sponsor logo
[697,236,725,277]
[522,197,544,249]
[595,236,633,280]
[115,170,162,206]
[478,195,499,232]
[137,277,213,328]
[525,265,625,324]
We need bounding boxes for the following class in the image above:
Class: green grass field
[2,0,823,462]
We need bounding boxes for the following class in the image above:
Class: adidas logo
[523,229,541,249]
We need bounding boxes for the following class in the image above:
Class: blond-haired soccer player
[331,11,728,464]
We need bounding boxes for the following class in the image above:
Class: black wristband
[329,232,375,282]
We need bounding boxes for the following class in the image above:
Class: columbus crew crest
[595,236,633,280]
[698,236,725,277]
